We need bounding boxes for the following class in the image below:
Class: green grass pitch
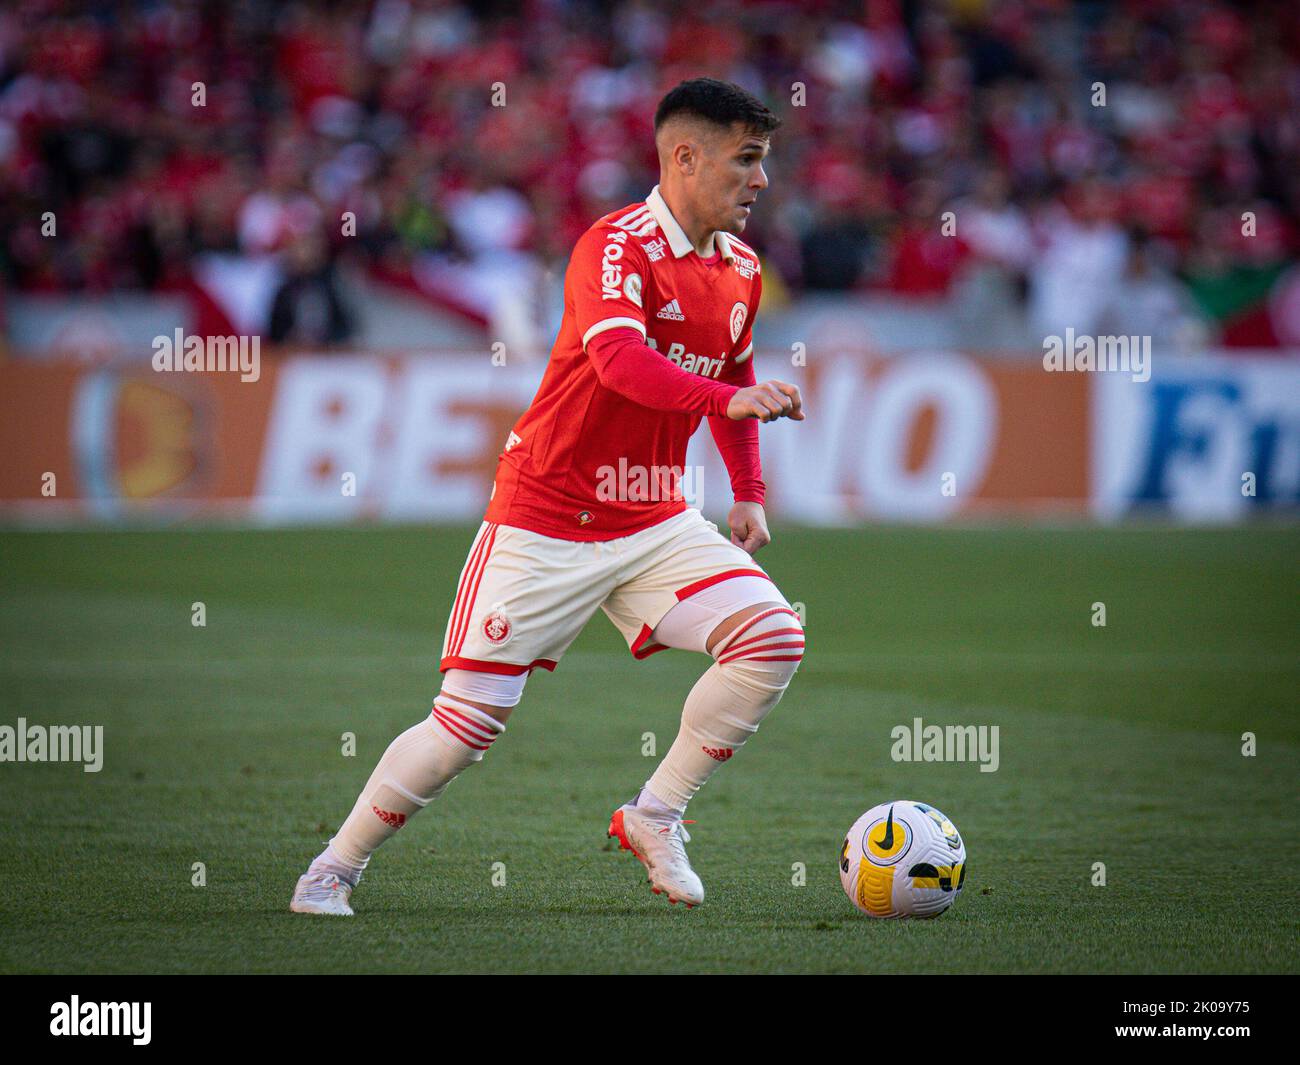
[1,523,1296,974]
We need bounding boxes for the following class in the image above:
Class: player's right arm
[587,328,739,416]
[571,223,654,357]
[571,224,737,415]
[572,223,801,420]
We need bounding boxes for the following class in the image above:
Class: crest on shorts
[576,510,594,525]
[483,609,512,646]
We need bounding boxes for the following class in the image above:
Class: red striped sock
[431,693,505,757]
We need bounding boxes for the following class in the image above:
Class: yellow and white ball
[839,800,967,918]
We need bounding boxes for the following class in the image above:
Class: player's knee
[712,604,804,692]
[444,694,513,727]
[428,693,506,765]
[430,669,524,763]
[440,668,526,721]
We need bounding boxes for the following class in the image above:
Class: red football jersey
[484,185,763,541]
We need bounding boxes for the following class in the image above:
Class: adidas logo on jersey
[656,299,685,321]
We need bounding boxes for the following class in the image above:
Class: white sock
[634,786,683,820]
[320,694,505,873]
[308,843,365,887]
[646,607,803,811]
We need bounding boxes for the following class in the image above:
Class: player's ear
[675,141,694,175]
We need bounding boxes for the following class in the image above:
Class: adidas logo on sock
[702,745,734,762]
[656,299,685,321]
[371,805,407,828]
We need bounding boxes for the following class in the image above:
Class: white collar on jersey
[645,184,736,263]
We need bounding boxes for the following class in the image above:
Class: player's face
[700,125,770,235]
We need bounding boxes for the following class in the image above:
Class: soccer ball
[839,800,967,918]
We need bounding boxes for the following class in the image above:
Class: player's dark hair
[654,78,781,139]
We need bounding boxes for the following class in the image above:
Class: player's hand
[728,500,770,555]
[726,380,804,423]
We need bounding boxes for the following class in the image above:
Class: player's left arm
[709,273,771,555]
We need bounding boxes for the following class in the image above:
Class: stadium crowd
[1,0,1297,347]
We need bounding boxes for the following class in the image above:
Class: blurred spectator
[948,166,1032,347]
[1028,180,1129,338]
[954,167,1033,276]
[267,227,353,346]
[887,178,968,296]
[1095,228,1208,353]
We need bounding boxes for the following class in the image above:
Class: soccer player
[292,78,804,915]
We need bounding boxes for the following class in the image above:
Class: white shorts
[439,508,789,676]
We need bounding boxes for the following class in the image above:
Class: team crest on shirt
[729,302,748,342]
[483,608,512,646]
